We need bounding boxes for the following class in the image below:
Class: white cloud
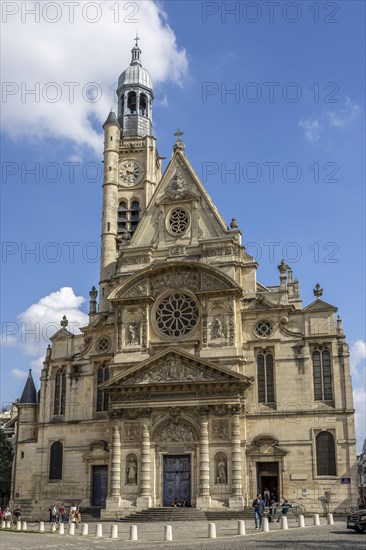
[326,97,361,128]
[11,368,29,379]
[298,118,321,142]
[18,286,89,357]
[353,387,366,452]
[299,98,361,143]
[1,1,188,156]
[0,335,17,347]
[350,339,366,375]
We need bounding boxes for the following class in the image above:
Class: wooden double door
[163,455,191,506]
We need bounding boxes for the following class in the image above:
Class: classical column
[110,425,121,498]
[229,405,244,508]
[136,419,152,508]
[196,407,211,509]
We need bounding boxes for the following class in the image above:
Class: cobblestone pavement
[1,520,365,550]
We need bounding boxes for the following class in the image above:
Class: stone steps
[119,507,207,522]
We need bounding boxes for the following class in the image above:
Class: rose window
[97,337,110,353]
[168,208,189,235]
[254,320,273,338]
[155,292,199,338]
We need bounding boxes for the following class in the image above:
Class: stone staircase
[119,507,207,522]
[118,507,256,522]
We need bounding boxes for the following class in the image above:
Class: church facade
[12,40,357,519]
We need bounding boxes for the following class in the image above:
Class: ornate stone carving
[212,317,225,339]
[150,271,200,297]
[116,309,123,353]
[118,279,149,299]
[130,356,217,384]
[169,245,186,256]
[212,420,228,440]
[228,318,235,346]
[156,420,195,442]
[197,405,210,416]
[120,255,150,266]
[125,423,139,441]
[121,140,144,148]
[162,169,197,202]
[229,403,242,414]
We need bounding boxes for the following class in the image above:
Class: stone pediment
[109,262,241,302]
[50,328,74,341]
[303,299,337,313]
[246,435,288,457]
[102,349,251,391]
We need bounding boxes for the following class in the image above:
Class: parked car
[346,508,366,533]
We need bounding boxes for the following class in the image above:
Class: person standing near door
[252,493,266,529]
[263,488,270,506]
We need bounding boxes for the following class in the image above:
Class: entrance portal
[163,455,191,506]
[256,462,279,503]
[91,465,108,507]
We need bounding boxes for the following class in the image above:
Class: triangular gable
[130,150,236,247]
[102,348,251,389]
[50,328,74,341]
[303,299,337,313]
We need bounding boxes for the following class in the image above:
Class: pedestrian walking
[252,493,266,529]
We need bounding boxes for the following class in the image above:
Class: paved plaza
[1,520,365,550]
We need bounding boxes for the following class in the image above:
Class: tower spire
[131,33,142,66]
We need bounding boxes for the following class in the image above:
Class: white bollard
[95,523,103,538]
[298,514,305,528]
[51,523,57,532]
[237,520,246,535]
[262,517,269,532]
[16,521,21,531]
[1,520,6,529]
[164,525,173,542]
[39,521,45,532]
[82,523,88,536]
[6,521,11,529]
[130,524,138,541]
[21,521,27,531]
[313,514,320,526]
[110,524,118,539]
[68,523,75,535]
[59,523,65,535]
[280,516,288,530]
[208,522,216,539]
[327,513,334,525]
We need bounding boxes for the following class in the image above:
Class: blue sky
[1,1,365,450]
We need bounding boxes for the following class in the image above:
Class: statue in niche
[216,458,227,484]
[212,317,225,339]
[126,458,137,484]
[127,322,140,345]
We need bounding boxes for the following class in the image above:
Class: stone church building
[12,40,357,519]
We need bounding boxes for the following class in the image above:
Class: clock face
[119,160,143,186]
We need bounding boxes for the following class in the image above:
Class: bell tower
[99,37,162,312]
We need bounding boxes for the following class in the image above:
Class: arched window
[139,94,147,116]
[257,351,275,403]
[312,348,333,400]
[316,431,336,476]
[129,201,140,234]
[54,368,66,415]
[118,201,128,234]
[127,92,137,114]
[96,364,110,412]
[49,441,63,480]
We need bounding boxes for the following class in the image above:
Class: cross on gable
[174,128,184,142]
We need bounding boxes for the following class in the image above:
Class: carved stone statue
[212,318,225,339]
[157,421,194,442]
[126,458,137,484]
[216,458,227,484]
[127,322,140,345]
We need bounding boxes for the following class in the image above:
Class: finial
[134,31,140,47]
[277,259,288,275]
[313,283,323,299]
[173,128,185,154]
[130,33,142,66]
[230,218,238,229]
[60,315,68,329]
[174,128,184,142]
[337,315,344,335]
[89,286,98,300]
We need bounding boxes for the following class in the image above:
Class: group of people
[0,506,22,524]
[252,493,292,529]
[171,497,190,507]
[48,503,81,526]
